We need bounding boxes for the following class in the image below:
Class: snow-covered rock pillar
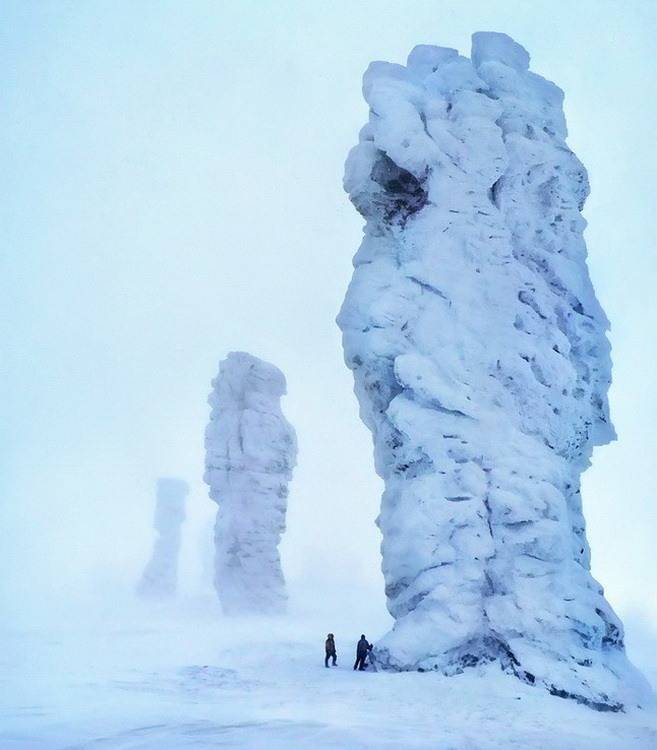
[137,478,188,599]
[337,31,649,709]
[204,352,297,615]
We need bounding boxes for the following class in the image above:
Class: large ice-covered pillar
[203,351,297,615]
[337,31,649,709]
[137,478,188,599]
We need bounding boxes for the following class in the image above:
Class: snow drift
[137,478,188,599]
[337,31,650,710]
[204,352,297,615]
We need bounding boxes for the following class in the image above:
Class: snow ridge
[204,352,297,615]
[337,31,650,710]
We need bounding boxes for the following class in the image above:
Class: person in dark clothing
[353,634,372,671]
[325,633,337,667]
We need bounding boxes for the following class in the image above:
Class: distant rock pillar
[137,478,188,599]
[204,351,297,615]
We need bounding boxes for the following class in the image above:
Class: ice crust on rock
[338,31,650,710]
[137,478,189,599]
[204,352,297,615]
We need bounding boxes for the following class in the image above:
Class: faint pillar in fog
[137,478,189,599]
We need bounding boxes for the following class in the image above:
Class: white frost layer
[204,352,297,615]
[338,31,651,710]
[137,478,188,599]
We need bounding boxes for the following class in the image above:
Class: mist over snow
[1,2,655,748]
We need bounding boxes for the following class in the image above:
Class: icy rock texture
[338,32,649,710]
[137,478,188,599]
[204,352,297,615]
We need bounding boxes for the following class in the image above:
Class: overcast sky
[1,0,655,670]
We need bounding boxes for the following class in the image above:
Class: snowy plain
[2,591,655,750]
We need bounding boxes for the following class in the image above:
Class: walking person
[353,634,372,671]
[324,633,337,668]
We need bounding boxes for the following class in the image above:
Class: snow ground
[1,599,655,750]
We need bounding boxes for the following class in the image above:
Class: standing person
[324,633,337,668]
[353,634,372,671]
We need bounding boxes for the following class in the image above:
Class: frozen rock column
[204,352,297,615]
[137,478,188,598]
[337,31,650,709]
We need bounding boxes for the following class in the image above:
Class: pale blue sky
[1,0,655,672]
